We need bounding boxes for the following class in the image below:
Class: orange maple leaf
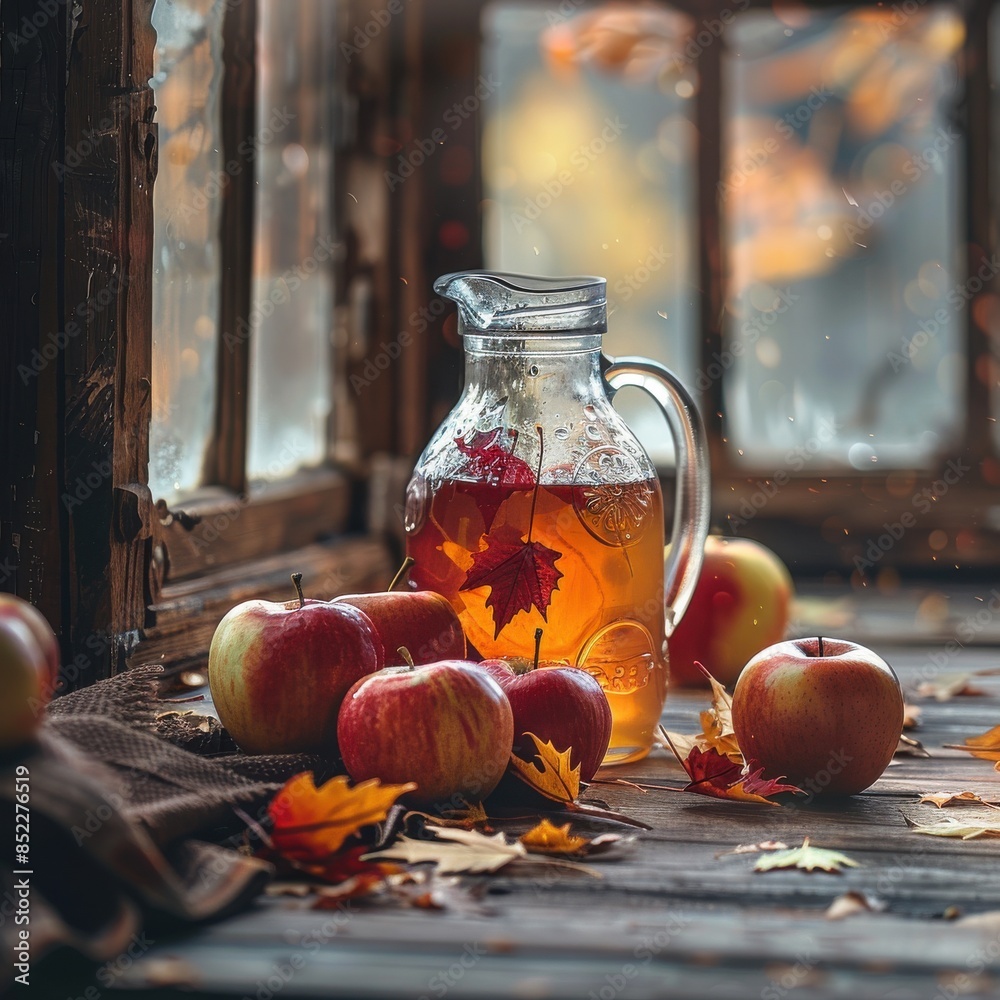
[509,733,581,803]
[519,818,588,855]
[268,772,415,862]
[944,724,1000,766]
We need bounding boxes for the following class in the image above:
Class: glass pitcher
[404,271,709,764]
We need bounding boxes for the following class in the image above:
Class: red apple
[337,659,514,808]
[478,656,612,783]
[668,536,794,687]
[0,593,60,700]
[334,590,466,666]
[209,575,385,755]
[731,637,904,796]
[0,617,52,749]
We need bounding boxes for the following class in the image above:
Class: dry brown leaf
[519,819,588,856]
[655,725,700,762]
[907,816,1000,840]
[364,825,527,873]
[405,802,489,829]
[916,675,986,701]
[509,733,581,803]
[919,791,1000,809]
[654,667,743,765]
[268,773,416,862]
[944,724,1000,764]
[902,704,921,729]
[895,734,930,757]
[715,840,789,858]
[825,891,885,920]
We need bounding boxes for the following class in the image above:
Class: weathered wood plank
[36,643,1000,999]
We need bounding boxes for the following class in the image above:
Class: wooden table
[39,630,1000,1000]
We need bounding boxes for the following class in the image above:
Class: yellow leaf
[944,724,1000,762]
[519,819,588,856]
[509,732,581,803]
[655,667,743,765]
[269,773,416,862]
[754,837,858,873]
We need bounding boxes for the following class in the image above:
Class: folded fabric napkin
[1,666,327,968]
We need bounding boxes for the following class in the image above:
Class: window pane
[246,0,336,482]
[149,0,225,500]
[722,6,964,469]
[482,3,697,465]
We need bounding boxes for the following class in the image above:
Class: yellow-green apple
[209,575,385,755]
[477,656,612,783]
[0,617,52,749]
[333,590,466,666]
[0,594,60,701]
[668,536,794,687]
[731,637,903,796]
[337,660,514,808]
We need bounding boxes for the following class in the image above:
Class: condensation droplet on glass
[586,424,601,441]
[583,405,598,420]
[528,364,539,377]
[554,426,570,441]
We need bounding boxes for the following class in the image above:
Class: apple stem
[397,646,415,670]
[388,556,415,593]
[818,636,825,657]
[291,572,305,609]
[533,627,543,671]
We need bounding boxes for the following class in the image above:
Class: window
[466,0,999,577]
[2,0,411,682]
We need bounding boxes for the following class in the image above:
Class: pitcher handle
[604,357,710,638]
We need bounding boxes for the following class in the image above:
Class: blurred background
[145,0,1000,597]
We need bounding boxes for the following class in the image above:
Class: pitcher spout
[433,270,607,335]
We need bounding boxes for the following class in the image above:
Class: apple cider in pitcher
[405,270,710,766]
[406,472,668,763]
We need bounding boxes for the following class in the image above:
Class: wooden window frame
[1,0,431,684]
[415,0,1000,577]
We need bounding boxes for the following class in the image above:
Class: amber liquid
[406,477,667,764]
